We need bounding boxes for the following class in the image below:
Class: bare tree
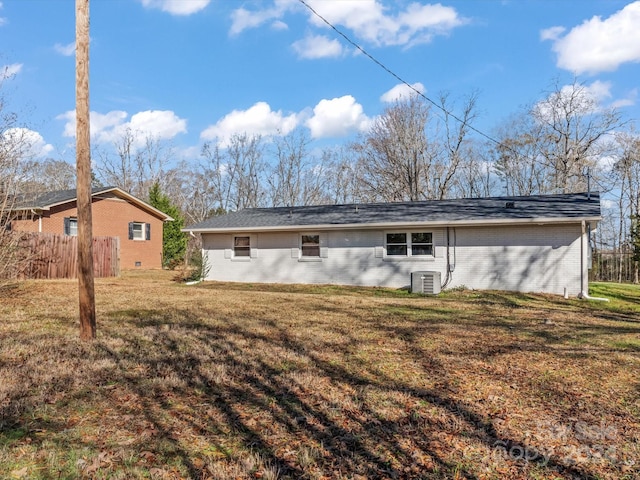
[612,131,640,282]
[16,158,76,193]
[266,130,331,207]
[353,92,481,202]
[0,70,43,280]
[532,78,623,193]
[95,128,173,199]
[201,133,265,212]
[267,130,309,207]
[200,141,232,213]
[227,133,265,209]
[452,140,498,198]
[319,147,364,205]
[164,161,222,225]
[432,91,480,199]
[0,108,24,280]
[96,128,136,193]
[492,113,551,196]
[355,95,434,202]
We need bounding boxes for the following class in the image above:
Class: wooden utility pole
[76,0,96,340]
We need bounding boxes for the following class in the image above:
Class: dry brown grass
[1,271,639,479]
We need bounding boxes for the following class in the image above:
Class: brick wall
[11,196,165,269]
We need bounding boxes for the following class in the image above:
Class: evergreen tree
[148,182,186,268]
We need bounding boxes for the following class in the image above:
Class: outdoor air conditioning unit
[411,271,441,295]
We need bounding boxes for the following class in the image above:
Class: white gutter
[184,216,602,234]
[578,220,609,302]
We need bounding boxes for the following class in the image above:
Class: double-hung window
[410,232,433,256]
[386,232,433,257]
[129,222,151,241]
[301,234,320,258]
[233,236,251,257]
[132,223,144,240]
[386,233,408,256]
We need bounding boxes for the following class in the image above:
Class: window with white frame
[129,222,150,241]
[132,222,144,240]
[301,234,320,258]
[233,236,251,257]
[386,233,407,256]
[410,232,433,255]
[385,232,433,257]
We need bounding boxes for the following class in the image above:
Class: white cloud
[380,82,425,103]
[539,26,565,41]
[562,81,636,110]
[585,80,613,103]
[2,128,54,159]
[58,109,187,147]
[58,110,125,140]
[90,111,129,142]
[532,80,634,124]
[1,63,22,79]
[230,0,296,36]
[534,81,605,121]
[229,8,266,35]
[544,1,640,74]
[305,0,466,47]
[292,34,344,59]
[597,154,618,173]
[271,20,289,31]
[54,41,75,56]
[231,1,466,48]
[612,88,637,109]
[175,145,201,161]
[200,102,299,145]
[0,1,6,26]
[139,0,209,16]
[128,110,187,140]
[305,95,371,139]
[557,80,636,110]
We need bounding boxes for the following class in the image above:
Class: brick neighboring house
[10,186,173,269]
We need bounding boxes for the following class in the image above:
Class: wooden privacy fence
[12,232,120,280]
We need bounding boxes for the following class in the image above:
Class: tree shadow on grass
[1,299,626,479]
[113,307,611,478]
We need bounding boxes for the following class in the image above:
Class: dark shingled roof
[185,192,601,232]
[12,186,174,221]
[13,187,118,210]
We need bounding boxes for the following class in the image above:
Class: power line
[298,0,621,199]
[297,0,503,147]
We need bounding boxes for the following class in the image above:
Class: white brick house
[184,193,601,296]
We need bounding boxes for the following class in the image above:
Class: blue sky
[1,0,639,165]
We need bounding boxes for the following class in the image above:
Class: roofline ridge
[234,191,600,212]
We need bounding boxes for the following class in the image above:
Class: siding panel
[201,224,584,295]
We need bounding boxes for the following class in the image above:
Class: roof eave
[18,187,174,221]
[184,215,602,234]
[94,187,174,222]
[12,206,50,213]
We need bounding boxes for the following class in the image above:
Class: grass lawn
[1,271,639,479]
